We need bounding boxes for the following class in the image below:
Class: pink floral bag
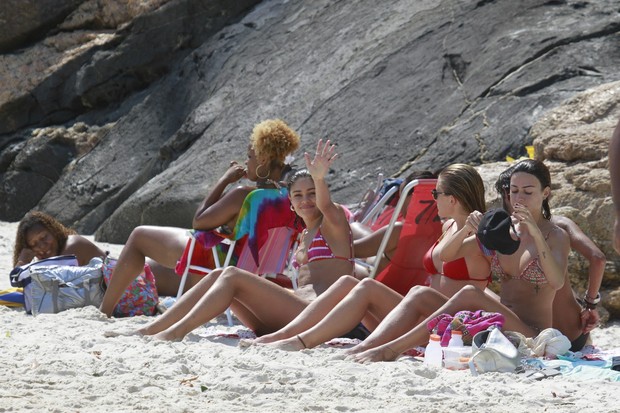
[102,256,158,317]
[426,310,505,346]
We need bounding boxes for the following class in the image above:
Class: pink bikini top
[292,227,354,270]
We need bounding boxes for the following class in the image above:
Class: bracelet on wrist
[583,292,601,310]
[584,292,601,304]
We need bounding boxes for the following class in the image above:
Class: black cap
[476,208,520,255]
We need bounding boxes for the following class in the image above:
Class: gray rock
[0,0,84,53]
[1,0,620,245]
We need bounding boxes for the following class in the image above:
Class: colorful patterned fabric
[176,188,300,282]
[102,257,158,317]
[427,310,505,346]
[232,188,300,267]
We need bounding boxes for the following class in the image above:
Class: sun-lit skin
[288,177,322,229]
[509,171,550,224]
[25,225,59,260]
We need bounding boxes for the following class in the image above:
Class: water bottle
[448,330,464,348]
[424,333,443,368]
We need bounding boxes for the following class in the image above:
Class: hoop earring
[256,164,270,180]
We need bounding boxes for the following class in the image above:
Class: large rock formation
[1,0,619,319]
[0,0,261,220]
[476,80,619,320]
[2,0,619,239]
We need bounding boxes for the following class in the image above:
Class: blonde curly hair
[250,119,300,167]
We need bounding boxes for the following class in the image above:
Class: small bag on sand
[102,256,158,317]
[14,256,105,315]
[469,326,520,374]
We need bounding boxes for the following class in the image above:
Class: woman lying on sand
[13,211,105,267]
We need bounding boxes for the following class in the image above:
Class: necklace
[255,178,281,189]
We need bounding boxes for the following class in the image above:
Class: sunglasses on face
[431,189,450,200]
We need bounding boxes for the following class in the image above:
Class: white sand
[1,220,618,412]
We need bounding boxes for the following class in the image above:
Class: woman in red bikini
[254,164,493,350]
[121,139,357,340]
[348,159,570,363]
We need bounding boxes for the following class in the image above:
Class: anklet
[296,334,308,349]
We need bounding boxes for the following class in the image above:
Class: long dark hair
[286,169,314,230]
[13,211,76,266]
[509,159,552,220]
[286,169,312,191]
[495,166,514,211]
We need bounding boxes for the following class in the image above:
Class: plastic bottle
[424,333,443,368]
[448,330,464,348]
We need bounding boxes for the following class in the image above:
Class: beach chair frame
[369,179,441,283]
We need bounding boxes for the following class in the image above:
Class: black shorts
[340,323,371,341]
[570,332,589,352]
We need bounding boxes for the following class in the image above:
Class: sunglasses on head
[431,189,450,200]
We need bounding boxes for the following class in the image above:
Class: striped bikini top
[292,227,354,270]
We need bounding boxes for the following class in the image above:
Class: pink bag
[102,257,158,317]
[426,310,505,346]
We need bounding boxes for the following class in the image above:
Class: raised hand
[464,210,484,235]
[304,139,338,180]
[222,160,247,184]
[512,203,537,236]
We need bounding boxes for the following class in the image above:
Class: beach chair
[175,188,302,323]
[369,179,442,296]
[349,173,385,222]
[361,181,402,231]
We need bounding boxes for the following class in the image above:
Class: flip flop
[524,367,562,381]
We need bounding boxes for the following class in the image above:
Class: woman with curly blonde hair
[116,140,356,341]
[13,211,105,267]
[100,119,301,317]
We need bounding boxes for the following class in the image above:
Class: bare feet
[265,335,307,351]
[103,328,143,338]
[343,342,370,356]
[239,338,255,348]
[252,332,284,345]
[348,345,400,363]
[152,331,184,341]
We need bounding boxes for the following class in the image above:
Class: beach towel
[232,188,300,267]
[176,188,298,277]
[427,310,505,346]
[0,288,24,307]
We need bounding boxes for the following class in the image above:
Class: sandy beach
[1,220,619,413]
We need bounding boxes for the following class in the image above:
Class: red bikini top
[422,221,486,282]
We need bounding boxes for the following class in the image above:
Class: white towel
[526,328,571,358]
